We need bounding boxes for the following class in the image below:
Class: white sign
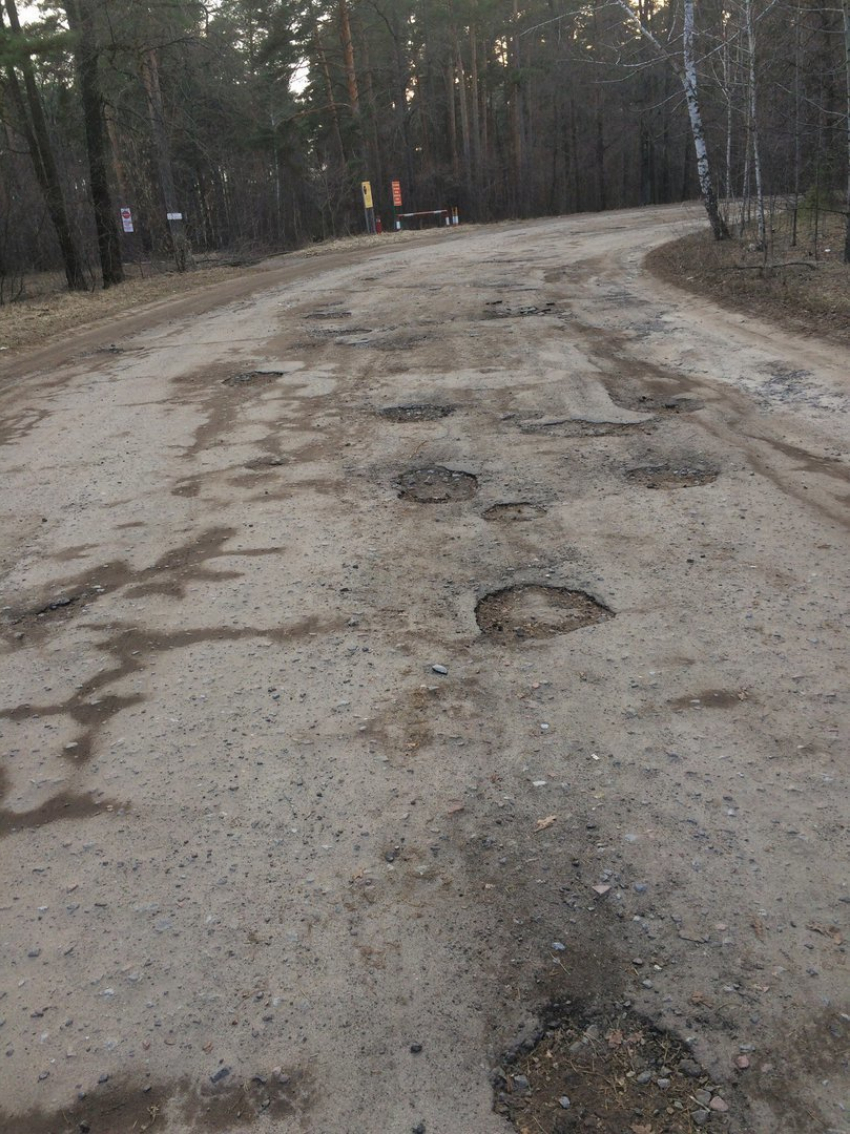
[120,207,134,233]
[166,212,183,221]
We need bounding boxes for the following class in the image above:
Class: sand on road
[1,205,848,1134]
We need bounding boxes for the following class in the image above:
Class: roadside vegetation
[649,203,850,344]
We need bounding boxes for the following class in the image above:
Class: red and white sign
[120,207,134,233]
[391,180,402,208]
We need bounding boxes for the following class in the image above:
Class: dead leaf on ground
[631,1124,654,1134]
[751,916,766,940]
[535,815,557,831]
[446,802,465,815]
[606,1028,624,1047]
[592,883,611,896]
[690,991,713,1007]
[807,922,843,945]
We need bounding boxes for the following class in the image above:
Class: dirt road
[1,205,848,1134]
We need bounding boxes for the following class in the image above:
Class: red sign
[391,180,402,207]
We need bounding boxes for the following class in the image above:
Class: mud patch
[494,1002,727,1133]
[396,466,478,503]
[517,417,651,438]
[483,502,547,522]
[624,462,718,489]
[0,1068,310,1133]
[378,403,455,422]
[222,370,285,387]
[476,585,613,639]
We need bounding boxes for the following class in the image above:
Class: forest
[1,0,849,295]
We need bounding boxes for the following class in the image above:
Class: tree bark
[682,0,728,238]
[64,0,123,286]
[1,0,88,289]
[140,47,188,271]
[842,0,850,262]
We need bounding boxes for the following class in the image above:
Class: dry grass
[0,227,458,356]
[647,206,850,344]
[0,261,249,354]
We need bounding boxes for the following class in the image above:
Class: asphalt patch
[379,403,455,422]
[483,502,547,522]
[476,585,613,639]
[624,463,718,489]
[396,466,478,503]
[494,1001,728,1133]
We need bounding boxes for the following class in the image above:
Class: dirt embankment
[647,211,850,346]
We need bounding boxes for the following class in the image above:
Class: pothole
[395,466,478,503]
[379,403,455,423]
[223,371,285,387]
[494,1001,722,1133]
[517,417,650,438]
[483,502,547,522]
[624,462,718,489]
[244,456,287,470]
[484,301,558,318]
[476,585,613,639]
[612,392,703,414]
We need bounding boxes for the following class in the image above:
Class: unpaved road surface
[1,205,848,1134]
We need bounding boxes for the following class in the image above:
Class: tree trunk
[682,0,729,238]
[338,0,360,117]
[842,0,850,262]
[1,0,88,290]
[140,47,188,271]
[64,0,123,286]
[744,0,766,250]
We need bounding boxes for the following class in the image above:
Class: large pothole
[395,466,478,503]
[476,585,613,639]
[612,391,703,414]
[494,1001,724,1133]
[624,462,718,489]
[379,403,455,422]
[517,417,650,438]
[223,370,285,387]
[483,502,547,522]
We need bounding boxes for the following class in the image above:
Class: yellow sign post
[361,181,373,208]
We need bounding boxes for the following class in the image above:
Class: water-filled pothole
[476,585,613,639]
[612,392,703,414]
[379,403,455,422]
[518,417,650,438]
[223,371,284,387]
[396,466,478,503]
[624,462,718,489]
[494,1001,719,1133]
[483,502,547,522]
[244,456,287,471]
